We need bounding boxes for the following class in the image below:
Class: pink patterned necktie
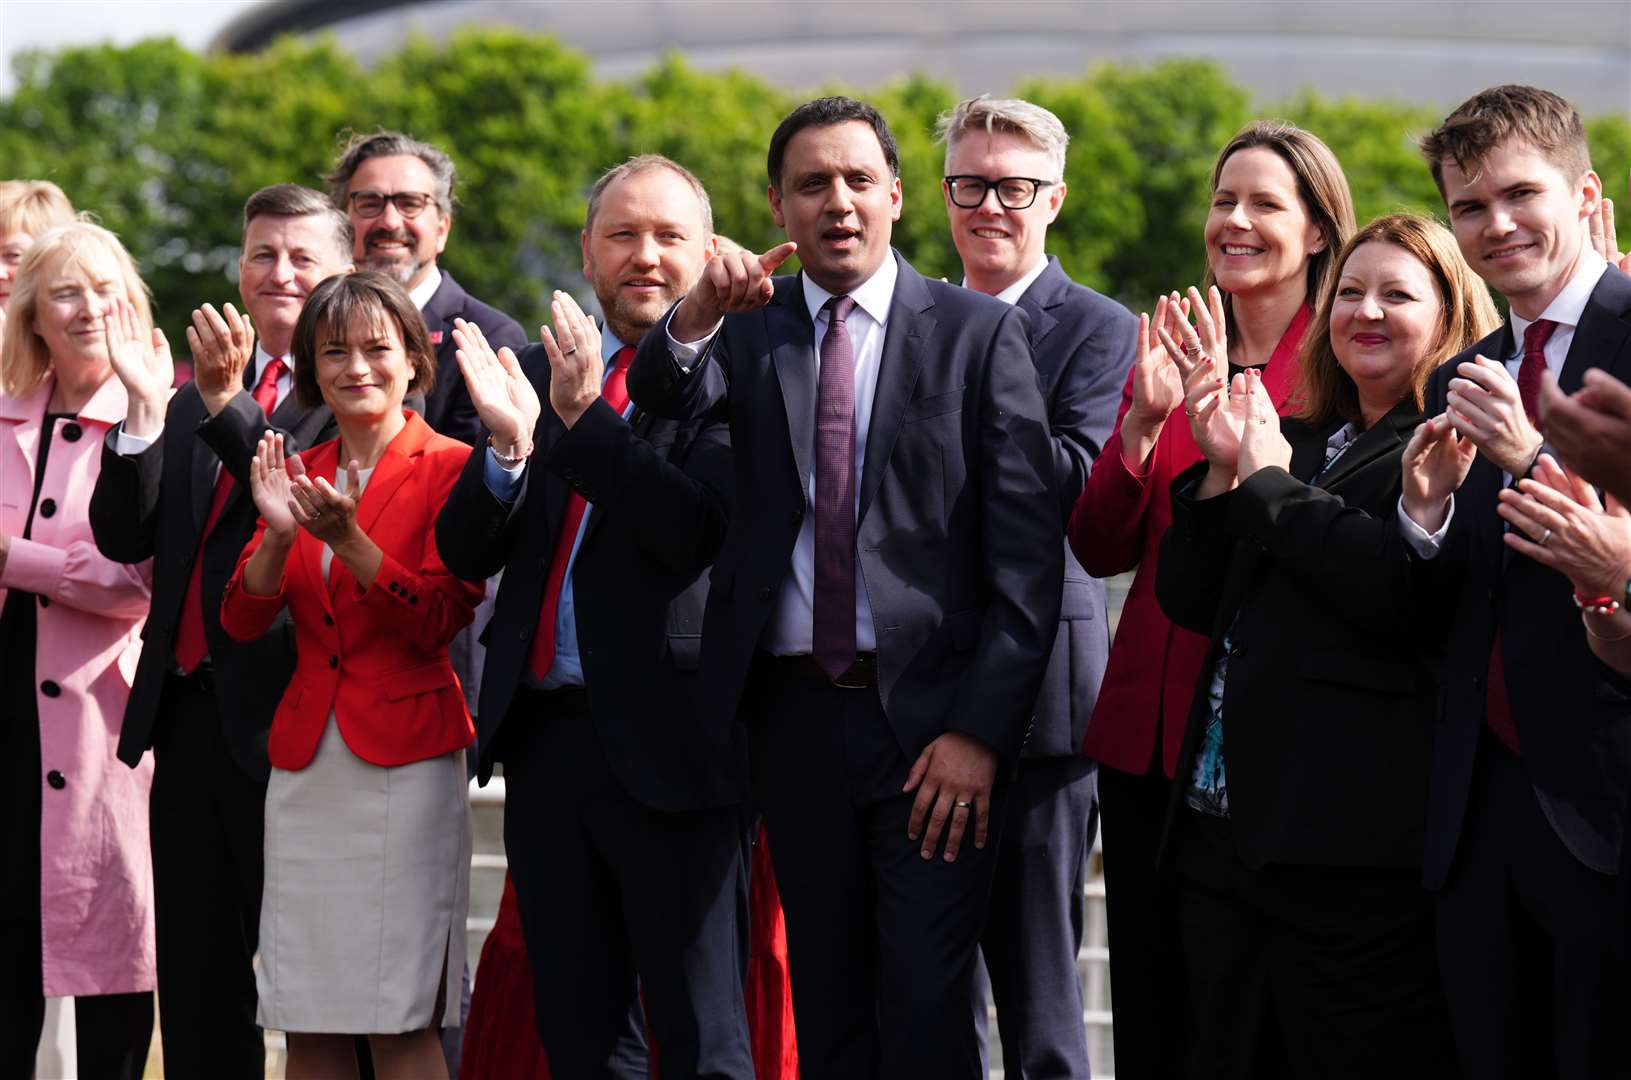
[813,296,857,679]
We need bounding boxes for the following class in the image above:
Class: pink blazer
[1068,305,1309,779]
[0,373,155,997]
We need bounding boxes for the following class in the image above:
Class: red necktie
[174,358,286,672]
[812,296,857,679]
[527,347,634,682]
[1485,320,1558,754]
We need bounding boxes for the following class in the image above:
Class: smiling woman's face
[31,250,123,381]
[314,307,413,422]
[1330,239,1443,405]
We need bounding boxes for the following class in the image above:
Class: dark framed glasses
[944,175,1054,211]
[347,190,437,219]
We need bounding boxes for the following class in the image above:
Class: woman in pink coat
[0,219,159,1078]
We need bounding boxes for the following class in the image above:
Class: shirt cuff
[113,420,160,456]
[1397,495,1454,559]
[482,445,525,500]
[665,321,721,371]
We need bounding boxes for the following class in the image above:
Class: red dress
[460,822,799,1080]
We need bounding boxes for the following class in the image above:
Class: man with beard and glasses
[439,155,755,1079]
[326,130,526,447]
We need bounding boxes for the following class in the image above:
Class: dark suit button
[1472,675,1482,691]
[409,595,418,605]
[61,422,83,442]
[519,626,531,641]
[323,614,334,627]
[329,656,339,669]
[757,587,772,602]
[40,680,61,698]
[790,509,803,525]
[39,498,57,518]
[46,770,66,790]
[38,596,49,609]
[388,582,399,594]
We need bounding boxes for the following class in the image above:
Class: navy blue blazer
[628,251,1064,763]
[1017,256,1137,757]
[419,269,527,445]
[1415,264,1631,888]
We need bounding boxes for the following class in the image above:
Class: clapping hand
[1589,194,1631,275]
[1498,453,1631,598]
[669,241,797,343]
[248,431,308,542]
[290,465,362,550]
[455,316,540,449]
[188,302,256,418]
[540,291,605,429]
[1539,368,1631,505]
[104,297,173,438]
[1235,369,1290,479]
[1127,295,1185,427]
[1446,357,1542,476]
[1401,413,1477,533]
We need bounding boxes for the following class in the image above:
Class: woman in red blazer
[221,271,482,1080]
[1066,120,1355,1077]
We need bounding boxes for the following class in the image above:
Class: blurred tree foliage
[2,28,1626,345]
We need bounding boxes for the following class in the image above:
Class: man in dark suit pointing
[629,96,1064,1080]
[939,94,1137,1079]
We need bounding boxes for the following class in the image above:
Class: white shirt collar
[800,253,899,328]
[253,343,287,378]
[602,329,627,363]
[1512,247,1608,345]
[408,264,444,310]
[964,255,1050,306]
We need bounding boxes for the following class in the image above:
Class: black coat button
[47,770,66,790]
[38,596,50,608]
[329,656,339,669]
[757,587,772,602]
[39,498,57,518]
[790,509,803,525]
[61,422,83,442]
[409,595,418,605]
[40,680,61,698]
[323,614,334,626]
[388,582,399,593]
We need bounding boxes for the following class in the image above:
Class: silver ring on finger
[1539,527,1552,546]
[561,346,577,356]
[953,800,973,809]
[1184,342,1202,358]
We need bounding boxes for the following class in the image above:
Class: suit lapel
[183,390,219,532]
[0,380,50,485]
[768,278,817,492]
[1317,405,1419,490]
[1016,258,1065,383]
[1560,267,1631,393]
[860,258,935,524]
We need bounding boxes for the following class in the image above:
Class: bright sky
[0,0,260,94]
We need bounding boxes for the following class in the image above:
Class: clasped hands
[248,431,362,550]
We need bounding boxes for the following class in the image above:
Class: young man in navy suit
[628,96,1064,1080]
[1401,84,1631,1079]
[939,94,1137,1080]
[91,184,352,1077]
[437,156,754,1079]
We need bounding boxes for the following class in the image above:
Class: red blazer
[220,411,483,770]
[1068,305,1309,779]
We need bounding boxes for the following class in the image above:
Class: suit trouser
[498,686,755,1080]
[148,667,267,1078]
[748,658,1012,1080]
[1096,761,1186,1080]
[973,755,1097,1080]
[1172,811,1454,1080]
[1436,732,1628,1080]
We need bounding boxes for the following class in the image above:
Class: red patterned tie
[1485,320,1557,754]
[527,346,634,681]
[173,358,285,673]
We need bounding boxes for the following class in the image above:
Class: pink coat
[0,373,155,998]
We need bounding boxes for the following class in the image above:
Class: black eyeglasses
[347,190,437,219]
[944,175,1054,210]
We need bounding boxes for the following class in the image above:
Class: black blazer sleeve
[1156,461,1235,637]
[89,427,165,565]
[436,440,527,584]
[627,305,732,423]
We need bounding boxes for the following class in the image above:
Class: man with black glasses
[326,130,526,446]
[939,95,1136,1080]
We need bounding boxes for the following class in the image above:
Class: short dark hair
[242,183,353,263]
[585,155,713,235]
[1419,85,1591,195]
[291,271,437,409]
[325,129,457,216]
[767,96,900,189]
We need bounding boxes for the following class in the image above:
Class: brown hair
[290,271,436,409]
[1296,213,1500,429]
[1419,85,1590,196]
[1202,120,1357,342]
[0,180,75,239]
[325,129,457,216]
[1,220,152,397]
[242,183,353,262]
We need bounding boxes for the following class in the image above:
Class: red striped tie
[173,358,285,673]
[527,347,634,681]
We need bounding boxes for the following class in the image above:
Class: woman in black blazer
[1154,214,1499,1078]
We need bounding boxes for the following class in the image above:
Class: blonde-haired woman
[0,179,76,320]
[0,220,163,1076]
[1154,213,1498,1076]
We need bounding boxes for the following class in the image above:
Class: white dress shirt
[408,265,444,311]
[1398,247,1610,557]
[963,254,1049,306]
[668,256,899,655]
[113,343,294,457]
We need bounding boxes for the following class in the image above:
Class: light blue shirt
[483,331,633,688]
